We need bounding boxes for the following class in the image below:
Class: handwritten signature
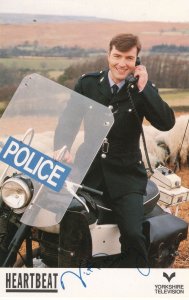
[60,253,107,289]
[137,267,150,276]
[60,253,150,290]
[60,265,101,289]
[135,250,150,276]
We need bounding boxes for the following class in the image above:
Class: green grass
[159,89,189,107]
[0,57,85,71]
[48,70,64,79]
[0,101,8,115]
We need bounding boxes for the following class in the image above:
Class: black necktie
[112,84,119,95]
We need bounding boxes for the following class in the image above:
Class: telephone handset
[125,57,141,86]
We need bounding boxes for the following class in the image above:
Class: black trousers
[83,169,148,268]
[109,192,148,268]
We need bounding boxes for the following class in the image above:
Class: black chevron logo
[163,272,176,282]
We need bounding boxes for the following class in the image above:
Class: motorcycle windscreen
[0,73,114,227]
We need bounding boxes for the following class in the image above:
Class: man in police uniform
[55,33,175,267]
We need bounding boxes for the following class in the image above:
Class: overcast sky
[0,0,189,22]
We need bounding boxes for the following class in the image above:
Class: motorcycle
[0,74,188,268]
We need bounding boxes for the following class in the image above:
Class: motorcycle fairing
[0,73,114,227]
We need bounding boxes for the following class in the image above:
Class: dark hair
[109,33,141,54]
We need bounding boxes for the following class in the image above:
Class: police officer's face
[108,46,137,83]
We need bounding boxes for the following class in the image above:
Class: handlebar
[81,184,103,196]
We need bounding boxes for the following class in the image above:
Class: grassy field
[0,102,6,112]
[0,56,86,71]
[159,89,189,107]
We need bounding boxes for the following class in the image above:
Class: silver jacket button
[101,153,106,158]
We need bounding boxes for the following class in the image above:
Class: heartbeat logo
[163,272,176,282]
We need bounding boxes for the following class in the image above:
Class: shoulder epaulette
[80,71,103,79]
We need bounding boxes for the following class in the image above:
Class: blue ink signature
[137,267,150,276]
[60,252,150,290]
[60,266,101,289]
[136,250,150,276]
[60,253,107,289]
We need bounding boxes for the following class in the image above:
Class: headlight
[1,177,32,209]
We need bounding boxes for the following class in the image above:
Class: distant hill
[0,13,110,24]
[0,13,189,50]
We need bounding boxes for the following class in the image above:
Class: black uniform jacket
[55,70,175,199]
